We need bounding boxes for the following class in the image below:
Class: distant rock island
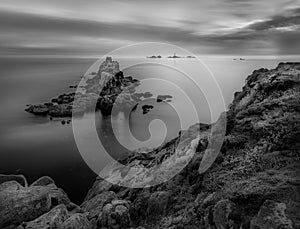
[25,57,175,120]
[168,53,181,58]
[147,55,162,58]
[146,54,196,59]
[141,104,154,114]
[5,62,300,228]
[26,57,143,117]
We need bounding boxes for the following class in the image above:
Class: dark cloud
[0,1,299,56]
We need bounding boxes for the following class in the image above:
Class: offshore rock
[25,57,139,117]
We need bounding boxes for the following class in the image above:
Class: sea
[0,55,298,203]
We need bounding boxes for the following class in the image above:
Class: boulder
[0,174,27,187]
[24,204,69,229]
[84,178,113,201]
[31,176,54,187]
[25,104,49,115]
[147,191,170,218]
[0,181,51,228]
[42,183,79,211]
[62,213,91,229]
[250,200,294,229]
[213,199,237,229]
[81,191,117,219]
[98,199,132,229]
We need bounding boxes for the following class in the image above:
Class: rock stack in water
[25,57,140,117]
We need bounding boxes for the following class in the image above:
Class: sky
[0,0,299,57]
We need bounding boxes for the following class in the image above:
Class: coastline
[1,61,299,228]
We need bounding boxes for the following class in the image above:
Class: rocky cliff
[4,62,300,228]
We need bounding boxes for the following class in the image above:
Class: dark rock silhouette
[141,104,154,114]
[25,57,140,118]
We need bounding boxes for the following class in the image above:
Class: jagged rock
[147,191,170,218]
[98,56,120,76]
[31,176,54,187]
[213,199,238,229]
[25,57,139,117]
[0,181,52,228]
[84,178,113,201]
[250,200,294,229]
[30,176,79,211]
[25,104,49,115]
[81,191,117,219]
[43,183,79,211]
[62,213,91,229]
[98,199,132,229]
[0,174,27,187]
[24,204,69,229]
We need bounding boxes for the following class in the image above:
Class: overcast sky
[0,0,299,56]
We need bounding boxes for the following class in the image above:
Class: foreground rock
[0,176,80,228]
[24,204,69,229]
[0,181,52,228]
[0,174,27,187]
[62,213,91,229]
[98,199,132,229]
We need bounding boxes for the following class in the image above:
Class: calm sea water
[0,56,298,203]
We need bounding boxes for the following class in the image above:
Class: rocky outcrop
[85,62,299,228]
[0,174,28,187]
[24,204,69,229]
[7,62,299,228]
[62,213,91,229]
[250,200,294,229]
[0,181,52,228]
[81,191,117,220]
[25,57,140,117]
[98,199,132,229]
[0,176,81,228]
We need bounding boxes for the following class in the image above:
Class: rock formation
[4,62,298,228]
[25,57,140,117]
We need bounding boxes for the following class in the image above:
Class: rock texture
[0,174,28,187]
[4,62,299,228]
[24,204,69,229]
[25,57,140,117]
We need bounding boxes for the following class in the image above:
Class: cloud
[0,0,299,56]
